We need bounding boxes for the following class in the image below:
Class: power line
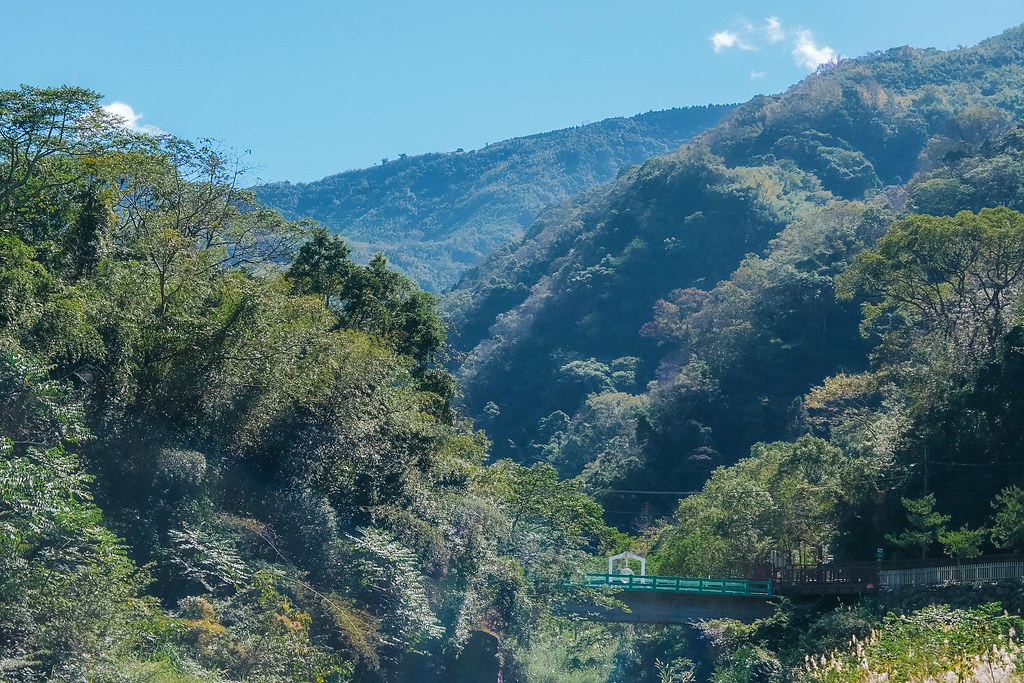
[591,473,914,498]
[592,489,703,496]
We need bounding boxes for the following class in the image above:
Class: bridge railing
[583,573,774,598]
[772,562,880,595]
[775,562,880,585]
[880,559,1024,587]
[771,556,1024,591]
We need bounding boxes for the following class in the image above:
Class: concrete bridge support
[572,591,778,625]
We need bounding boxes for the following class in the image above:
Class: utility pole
[923,443,929,496]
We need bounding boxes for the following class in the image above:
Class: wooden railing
[583,574,774,598]
[773,562,880,595]
[776,562,879,586]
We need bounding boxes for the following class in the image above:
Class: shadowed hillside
[444,26,1024,520]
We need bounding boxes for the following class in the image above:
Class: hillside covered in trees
[437,21,1024,679]
[254,106,733,291]
[0,86,617,682]
[445,24,1024,524]
[14,20,1024,683]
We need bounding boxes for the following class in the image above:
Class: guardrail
[880,560,1024,587]
[583,574,774,598]
[583,558,1024,597]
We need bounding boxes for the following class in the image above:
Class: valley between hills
[6,21,1024,683]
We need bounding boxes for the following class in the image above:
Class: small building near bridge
[608,551,646,576]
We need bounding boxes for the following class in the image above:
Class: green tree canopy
[990,486,1024,552]
[651,436,867,576]
[288,235,445,363]
[885,494,950,559]
[838,207,1024,363]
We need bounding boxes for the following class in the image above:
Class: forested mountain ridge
[254,105,733,291]
[435,25,1024,678]
[444,24,1024,517]
[15,21,1024,683]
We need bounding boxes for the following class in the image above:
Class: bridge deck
[584,573,774,598]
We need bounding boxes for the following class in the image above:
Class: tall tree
[838,207,1024,365]
[0,86,113,232]
[287,226,354,307]
[885,494,950,559]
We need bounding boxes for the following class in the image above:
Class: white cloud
[711,30,741,52]
[764,17,785,43]
[709,16,839,73]
[102,101,164,135]
[711,30,754,52]
[792,30,838,69]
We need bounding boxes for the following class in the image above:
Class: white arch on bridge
[608,551,646,576]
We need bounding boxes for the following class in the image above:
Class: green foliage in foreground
[518,620,619,683]
[666,601,1024,683]
[515,620,700,683]
[0,440,145,677]
[0,85,617,682]
[801,604,1024,683]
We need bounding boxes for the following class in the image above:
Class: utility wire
[591,473,914,497]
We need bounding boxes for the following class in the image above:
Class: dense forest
[443,23,1024,678]
[11,20,1024,683]
[445,24,1024,526]
[0,86,617,681]
[254,106,733,292]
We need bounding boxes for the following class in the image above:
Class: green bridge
[583,573,775,598]
[570,573,777,624]
[577,556,1024,624]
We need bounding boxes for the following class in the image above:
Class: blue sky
[5,1,1023,182]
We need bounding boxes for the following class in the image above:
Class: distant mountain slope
[254,105,733,291]
[443,25,1024,496]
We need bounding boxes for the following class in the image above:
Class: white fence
[880,560,1024,588]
